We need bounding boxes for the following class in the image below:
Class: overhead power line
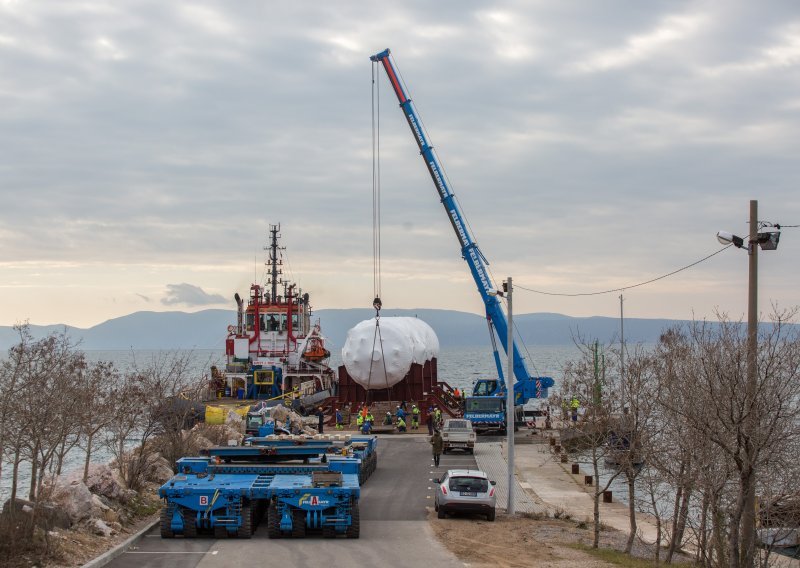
[515,245,733,297]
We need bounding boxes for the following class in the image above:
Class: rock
[92,518,114,537]
[52,479,93,525]
[92,494,110,512]
[102,508,120,524]
[143,454,175,484]
[2,497,72,529]
[66,464,129,503]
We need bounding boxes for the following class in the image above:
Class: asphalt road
[106,436,477,568]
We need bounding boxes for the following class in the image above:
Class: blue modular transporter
[158,435,377,539]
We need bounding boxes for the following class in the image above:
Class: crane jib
[371,47,551,399]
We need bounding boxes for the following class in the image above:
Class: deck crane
[370,48,554,430]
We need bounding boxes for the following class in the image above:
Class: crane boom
[371,48,552,401]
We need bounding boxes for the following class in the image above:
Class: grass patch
[568,543,661,568]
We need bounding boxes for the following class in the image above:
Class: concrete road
[106,436,476,568]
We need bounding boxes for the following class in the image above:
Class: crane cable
[366,60,390,402]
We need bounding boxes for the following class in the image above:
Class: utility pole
[619,293,625,409]
[742,200,758,567]
[506,277,515,515]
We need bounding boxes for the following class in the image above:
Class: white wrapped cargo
[342,317,439,389]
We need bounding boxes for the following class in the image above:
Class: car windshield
[446,420,469,430]
[448,477,489,493]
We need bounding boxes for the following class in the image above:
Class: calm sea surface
[1,345,581,502]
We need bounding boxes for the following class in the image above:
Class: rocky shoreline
[1,421,245,568]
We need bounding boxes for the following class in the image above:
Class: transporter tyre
[346,503,360,539]
[437,507,446,519]
[267,502,282,539]
[183,512,197,538]
[237,503,252,539]
[322,525,336,538]
[160,507,174,538]
[291,510,306,538]
[487,508,496,522]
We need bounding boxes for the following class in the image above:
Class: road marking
[126,551,211,554]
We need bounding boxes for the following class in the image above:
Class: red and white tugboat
[210,224,336,408]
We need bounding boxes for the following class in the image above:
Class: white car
[434,469,496,521]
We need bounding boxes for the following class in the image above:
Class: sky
[1,1,798,328]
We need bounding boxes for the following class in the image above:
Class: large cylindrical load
[342,317,439,390]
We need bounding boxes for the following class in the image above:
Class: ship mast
[266,224,283,304]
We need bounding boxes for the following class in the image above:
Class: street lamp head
[756,231,780,251]
[717,231,745,248]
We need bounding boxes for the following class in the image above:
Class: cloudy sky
[1,1,798,328]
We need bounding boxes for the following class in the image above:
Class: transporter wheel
[267,502,282,539]
[346,503,360,539]
[487,508,496,522]
[237,503,252,539]
[183,512,197,538]
[322,525,336,538]
[252,501,264,528]
[437,507,446,519]
[291,510,306,538]
[160,506,174,538]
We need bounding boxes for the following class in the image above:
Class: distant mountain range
[0,308,690,351]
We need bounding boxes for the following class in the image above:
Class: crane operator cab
[472,379,500,397]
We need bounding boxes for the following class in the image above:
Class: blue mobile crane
[370,48,554,431]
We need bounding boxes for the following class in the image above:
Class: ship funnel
[235,293,244,334]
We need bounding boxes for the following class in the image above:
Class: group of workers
[322,401,447,435]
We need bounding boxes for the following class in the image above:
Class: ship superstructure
[213,224,335,402]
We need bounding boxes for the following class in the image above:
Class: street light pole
[742,199,758,566]
[506,277,515,515]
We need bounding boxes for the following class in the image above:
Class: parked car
[434,469,496,521]
[441,419,476,454]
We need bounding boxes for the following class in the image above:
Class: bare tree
[562,339,623,548]
[655,310,800,568]
[104,350,200,491]
[0,324,30,497]
[78,360,118,482]
[610,343,658,554]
